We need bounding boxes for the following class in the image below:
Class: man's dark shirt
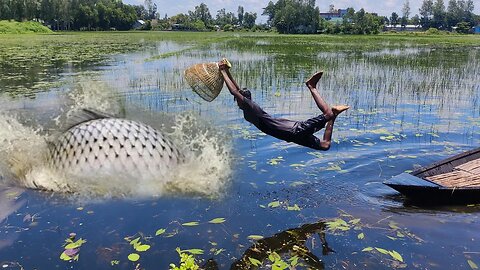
[240,97,326,150]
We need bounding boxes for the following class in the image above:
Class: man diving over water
[218,60,349,150]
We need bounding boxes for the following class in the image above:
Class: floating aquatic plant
[59,233,86,262]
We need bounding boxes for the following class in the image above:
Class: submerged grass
[0,31,478,98]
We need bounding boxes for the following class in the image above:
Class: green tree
[455,21,470,33]
[191,3,212,27]
[262,1,276,26]
[419,0,434,28]
[76,3,98,30]
[342,7,355,33]
[411,14,421,26]
[133,5,147,20]
[390,12,399,27]
[243,12,257,29]
[144,0,156,20]
[170,13,189,25]
[215,8,237,27]
[192,19,206,31]
[262,0,319,34]
[432,0,446,28]
[237,6,244,25]
[402,0,411,20]
[401,16,408,27]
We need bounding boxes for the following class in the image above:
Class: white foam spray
[0,79,233,199]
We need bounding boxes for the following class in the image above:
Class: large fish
[43,109,184,190]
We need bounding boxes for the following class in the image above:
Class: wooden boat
[384,147,480,204]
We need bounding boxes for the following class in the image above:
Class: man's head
[239,88,251,100]
[235,88,251,108]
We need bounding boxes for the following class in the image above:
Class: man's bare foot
[305,71,324,89]
[332,105,350,116]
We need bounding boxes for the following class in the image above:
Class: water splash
[0,79,233,199]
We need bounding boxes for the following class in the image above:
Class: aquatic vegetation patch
[169,248,202,270]
[0,20,52,34]
[59,233,86,262]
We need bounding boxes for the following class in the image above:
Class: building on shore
[384,24,422,32]
[474,25,480,34]
[132,20,145,30]
[320,9,348,23]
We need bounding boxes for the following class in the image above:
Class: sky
[123,0,480,23]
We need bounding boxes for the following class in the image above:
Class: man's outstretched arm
[219,64,245,106]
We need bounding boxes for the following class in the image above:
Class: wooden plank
[427,171,480,188]
[463,179,480,187]
[426,171,475,187]
[455,158,480,173]
[426,171,466,181]
[413,147,480,177]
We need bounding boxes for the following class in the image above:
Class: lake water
[0,33,479,269]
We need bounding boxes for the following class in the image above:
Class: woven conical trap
[184,59,231,102]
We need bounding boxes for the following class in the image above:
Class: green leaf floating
[208,218,226,224]
[267,201,281,208]
[389,250,404,262]
[375,247,389,255]
[182,221,200,226]
[128,253,140,262]
[155,228,166,236]
[182,248,204,255]
[248,257,262,266]
[135,244,151,252]
[248,235,264,240]
[60,252,71,261]
[468,260,478,270]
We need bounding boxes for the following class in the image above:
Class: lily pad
[135,244,151,252]
[128,253,140,262]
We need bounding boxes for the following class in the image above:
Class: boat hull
[384,147,480,205]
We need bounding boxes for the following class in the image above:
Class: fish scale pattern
[49,118,183,178]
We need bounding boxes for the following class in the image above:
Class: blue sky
[123,0,480,23]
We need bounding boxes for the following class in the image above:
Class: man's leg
[318,105,349,150]
[305,71,335,120]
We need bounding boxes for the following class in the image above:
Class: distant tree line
[418,0,477,31]
[262,0,478,34]
[0,0,477,33]
[262,0,384,34]
[0,0,260,31]
[164,3,259,31]
[0,0,140,30]
[323,8,385,34]
[385,0,478,33]
[262,0,320,34]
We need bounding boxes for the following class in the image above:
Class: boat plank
[428,172,480,188]
[427,171,472,187]
[414,147,480,178]
[455,158,480,173]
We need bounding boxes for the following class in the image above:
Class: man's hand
[218,61,229,70]
[218,58,232,70]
